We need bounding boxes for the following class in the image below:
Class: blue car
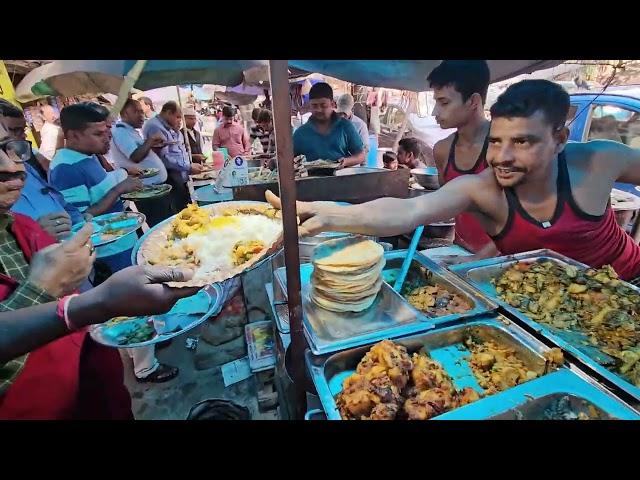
[569,92,640,197]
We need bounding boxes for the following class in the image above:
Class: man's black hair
[0,99,24,118]
[60,102,110,132]
[252,107,262,122]
[398,137,421,158]
[257,109,272,124]
[120,98,139,115]
[383,151,397,163]
[138,96,154,110]
[161,101,179,114]
[427,60,491,104]
[490,79,570,131]
[222,106,236,118]
[309,82,334,101]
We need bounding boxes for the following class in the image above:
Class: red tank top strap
[445,131,490,178]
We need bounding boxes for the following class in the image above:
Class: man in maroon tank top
[266,79,640,282]
[428,60,499,260]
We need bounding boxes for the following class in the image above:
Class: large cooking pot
[410,167,440,190]
[424,219,455,242]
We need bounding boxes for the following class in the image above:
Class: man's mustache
[0,171,27,183]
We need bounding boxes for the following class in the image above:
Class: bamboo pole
[268,59,307,419]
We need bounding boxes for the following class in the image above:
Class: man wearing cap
[183,107,206,164]
[293,83,365,168]
[337,94,370,157]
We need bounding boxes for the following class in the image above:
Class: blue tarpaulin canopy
[15,60,267,102]
[16,59,564,102]
[288,60,565,92]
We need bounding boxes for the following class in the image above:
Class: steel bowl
[411,167,440,190]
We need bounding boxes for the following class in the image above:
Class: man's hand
[89,266,201,320]
[265,190,332,237]
[146,133,165,149]
[190,163,204,174]
[37,212,72,241]
[27,223,96,297]
[82,212,94,222]
[125,166,144,177]
[116,176,144,194]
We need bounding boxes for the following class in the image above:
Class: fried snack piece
[410,352,454,391]
[466,337,541,395]
[356,340,413,390]
[403,387,457,420]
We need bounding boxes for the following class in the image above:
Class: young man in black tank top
[265,80,640,281]
[428,60,499,260]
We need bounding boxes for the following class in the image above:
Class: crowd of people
[4,60,640,420]
[0,90,282,418]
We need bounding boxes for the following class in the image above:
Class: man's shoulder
[142,116,162,131]
[337,117,358,133]
[433,134,455,168]
[51,148,92,168]
[433,133,455,155]
[564,140,621,169]
[293,122,313,138]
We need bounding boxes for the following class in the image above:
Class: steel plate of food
[136,202,284,287]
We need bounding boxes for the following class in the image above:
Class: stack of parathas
[311,236,385,313]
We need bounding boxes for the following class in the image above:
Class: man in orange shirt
[212,106,251,158]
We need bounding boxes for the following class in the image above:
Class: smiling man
[266,80,640,282]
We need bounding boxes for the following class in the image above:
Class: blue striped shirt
[50,148,136,258]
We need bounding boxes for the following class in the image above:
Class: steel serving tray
[449,249,640,402]
[382,250,498,324]
[275,262,435,355]
[437,368,639,420]
[306,316,566,420]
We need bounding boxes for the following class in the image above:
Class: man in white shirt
[110,98,172,226]
[336,94,370,157]
[38,104,63,162]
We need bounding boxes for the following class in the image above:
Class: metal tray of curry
[381,250,498,325]
[450,249,640,402]
[305,315,639,420]
[275,262,435,355]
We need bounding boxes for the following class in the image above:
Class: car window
[588,104,640,147]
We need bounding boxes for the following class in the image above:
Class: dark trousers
[135,194,174,227]
[166,170,191,212]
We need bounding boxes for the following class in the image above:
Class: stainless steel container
[411,167,440,190]
[305,316,640,420]
[450,249,640,404]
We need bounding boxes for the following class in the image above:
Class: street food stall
[263,59,640,421]
[15,59,640,421]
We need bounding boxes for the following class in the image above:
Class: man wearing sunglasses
[0,100,85,242]
[0,120,135,419]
